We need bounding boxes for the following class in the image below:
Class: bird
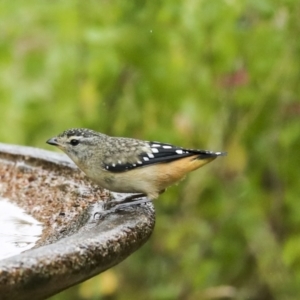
[46,128,226,208]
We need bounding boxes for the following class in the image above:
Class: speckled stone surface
[0,143,155,300]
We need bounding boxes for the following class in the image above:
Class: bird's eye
[70,139,80,146]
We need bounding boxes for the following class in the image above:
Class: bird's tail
[187,151,226,171]
[197,151,227,160]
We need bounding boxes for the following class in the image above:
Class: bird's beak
[46,137,59,146]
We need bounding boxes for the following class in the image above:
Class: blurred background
[1,0,300,299]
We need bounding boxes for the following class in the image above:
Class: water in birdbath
[0,197,43,260]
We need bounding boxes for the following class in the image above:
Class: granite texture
[0,143,155,300]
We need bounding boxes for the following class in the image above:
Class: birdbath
[0,143,155,300]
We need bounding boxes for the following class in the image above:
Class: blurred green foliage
[1,0,300,299]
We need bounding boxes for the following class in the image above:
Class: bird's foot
[93,193,152,220]
[104,193,151,210]
[110,197,152,210]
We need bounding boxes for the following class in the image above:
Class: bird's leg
[116,193,146,204]
[104,189,166,210]
[111,197,152,210]
[94,195,152,219]
[95,190,167,219]
[104,193,147,210]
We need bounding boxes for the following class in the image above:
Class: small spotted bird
[47,128,226,206]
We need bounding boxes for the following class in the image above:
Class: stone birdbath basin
[0,143,155,300]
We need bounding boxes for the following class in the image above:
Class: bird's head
[46,128,106,165]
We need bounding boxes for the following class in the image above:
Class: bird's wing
[103,141,225,173]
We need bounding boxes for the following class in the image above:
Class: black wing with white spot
[103,141,226,173]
